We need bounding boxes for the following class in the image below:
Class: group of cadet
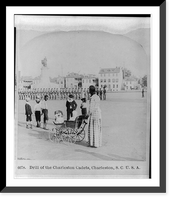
[18,87,106,101]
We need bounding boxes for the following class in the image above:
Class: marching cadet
[65,88,68,100]
[87,88,90,100]
[59,88,62,100]
[56,88,59,100]
[71,88,74,98]
[103,86,107,100]
[99,87,103,100]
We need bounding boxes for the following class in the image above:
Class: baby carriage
[49,115,88,144]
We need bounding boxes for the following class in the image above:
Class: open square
[16,91,148,161]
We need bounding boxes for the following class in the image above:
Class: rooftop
[66,73,84,78]
[124,76,138,81]
[99,67,121,74]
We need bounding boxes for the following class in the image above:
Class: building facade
[82,74,97,89]
[65,73,83,89]
[98,67,124,91]
[50,76,65,89]
[123,76,139,90]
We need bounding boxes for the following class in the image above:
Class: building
[65,72,83,89]
[123,76,139,90]
[32,76,41,85]
[82,74,97,89]
[18,76,33,89]
[98,67,124,91]
[50,76,65,89]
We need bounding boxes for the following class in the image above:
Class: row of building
[18,67,141,92]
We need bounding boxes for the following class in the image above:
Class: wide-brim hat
[81,98,86,101]
[69,94,74,98]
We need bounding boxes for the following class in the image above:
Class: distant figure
[103,87,106,100]
[142,88,145,98]
[25,97,32,129]
[99,87,103,100]
[66,94,77,121]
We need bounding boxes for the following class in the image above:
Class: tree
[123,68,132,78]
[142,75,147,87]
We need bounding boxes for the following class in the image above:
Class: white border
[6,6,160,187]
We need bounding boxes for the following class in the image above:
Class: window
[116,79,119,82]
[104,79,106,82]
[116,84,118,88]
[100,79,103,83]
[113,84,115,88]
[112,79,115,83]
[108,79,111,82]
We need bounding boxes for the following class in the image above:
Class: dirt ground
[16,91,148,161]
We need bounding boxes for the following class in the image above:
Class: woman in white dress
[87,85,102,148]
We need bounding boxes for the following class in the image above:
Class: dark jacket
[66,100,77,111]
[25,103,32,115]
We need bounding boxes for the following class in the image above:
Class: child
[25,97,32,129]
[34,95,42,127]
[66,94,77,121]
[53,110,65,133]
[78,98,88,128]
[69,110,78,121]
[53,110,64,125]
[80,98,87,116]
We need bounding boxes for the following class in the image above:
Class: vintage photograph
[14,15,150,178]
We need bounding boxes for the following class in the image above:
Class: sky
[15,16,150,78]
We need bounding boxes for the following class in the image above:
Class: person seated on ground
[53,110,65,129]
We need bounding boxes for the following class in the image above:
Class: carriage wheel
[76,130,85,142]
[69,134,77,143]
[49,132,57,143]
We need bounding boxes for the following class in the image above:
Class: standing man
[103,86,106,100]
[142,87,145,98]
[41,95,49,130]
[99,87,103,100]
